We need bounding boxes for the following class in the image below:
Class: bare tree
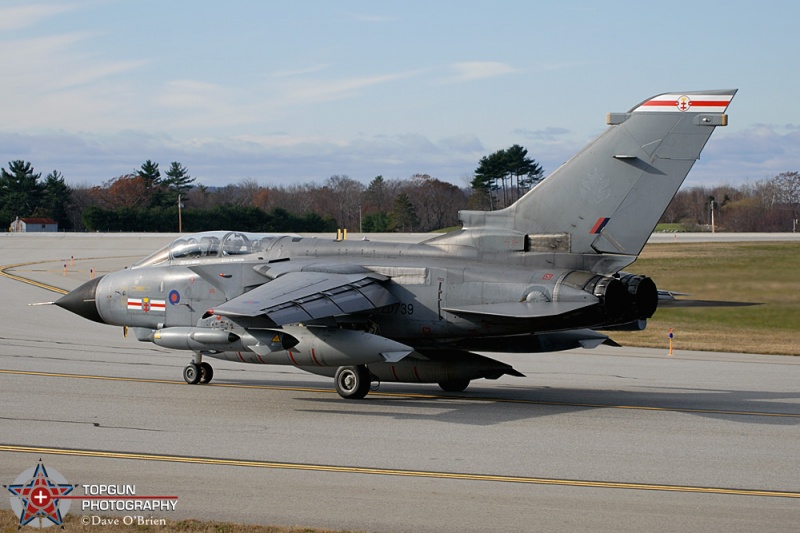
[323,175,364,230]
[404,174,467,231]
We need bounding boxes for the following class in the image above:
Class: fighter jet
[55,90,737,398]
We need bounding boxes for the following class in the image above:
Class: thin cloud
[0,32,148,90]
[150,68,430,132]
[514,126,571,141]
[282,69,426,104]
[0,3,78,31]
[270,64,331,79]
[442,62,521,83]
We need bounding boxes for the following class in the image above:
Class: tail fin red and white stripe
[632,92,735,114]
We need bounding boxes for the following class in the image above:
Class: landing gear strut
[334,365,371,399]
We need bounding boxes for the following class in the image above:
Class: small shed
[9,217,59,232]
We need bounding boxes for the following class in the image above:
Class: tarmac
[1,232,799,532]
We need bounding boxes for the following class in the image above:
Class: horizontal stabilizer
[658,299,760,308]
[657,290,760,308]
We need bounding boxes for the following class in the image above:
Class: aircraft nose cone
[55,276,105,323]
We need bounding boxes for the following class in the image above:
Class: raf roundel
[169,290,181,305]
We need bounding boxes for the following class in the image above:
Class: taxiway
[1,233,799,532]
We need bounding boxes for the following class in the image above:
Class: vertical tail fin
[454,90,736,256]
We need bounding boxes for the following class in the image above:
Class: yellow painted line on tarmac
[0,368,331,394]
[1,444,798,499]
[0,260,68,294]
[0,256,138,295]
[3,368,800,419]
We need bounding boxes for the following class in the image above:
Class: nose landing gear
[183,359,214,384]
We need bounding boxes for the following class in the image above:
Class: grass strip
[604,241,800,355]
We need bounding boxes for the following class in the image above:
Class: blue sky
[1,0,798,189]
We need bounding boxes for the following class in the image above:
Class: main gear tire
[199,362,214,384]
[183,363,201,384]
[335,365,371,399]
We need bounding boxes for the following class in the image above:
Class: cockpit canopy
[131,231,296,268]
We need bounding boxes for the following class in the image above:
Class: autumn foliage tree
[90,175,150,209]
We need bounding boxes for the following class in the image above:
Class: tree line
[1,159,474,233]
[2,143,543,233]
[3,154,797,234]
[661,172,800,232]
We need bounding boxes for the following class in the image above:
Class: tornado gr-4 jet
[55,90,737,398]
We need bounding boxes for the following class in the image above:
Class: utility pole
[711,202,715,233]
[709,198,716,233]
[178,194,183,233]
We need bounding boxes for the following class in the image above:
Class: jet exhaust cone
[55,276,105,323]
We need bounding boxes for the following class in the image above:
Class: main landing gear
[331,365,472,398]
[183,359,214,384]
[334,365,371,399]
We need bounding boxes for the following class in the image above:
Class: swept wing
[210,270,398,326]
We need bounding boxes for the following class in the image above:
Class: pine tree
[391,192,419,232]
[41,170,72,229]
[163,162,194,194]
[0,160,44,222]
[136,160,161,188]
[472,150,506,209]
[504,144,543,199]
[471,145,544,208]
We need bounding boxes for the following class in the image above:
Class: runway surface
[1,234,799,532]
